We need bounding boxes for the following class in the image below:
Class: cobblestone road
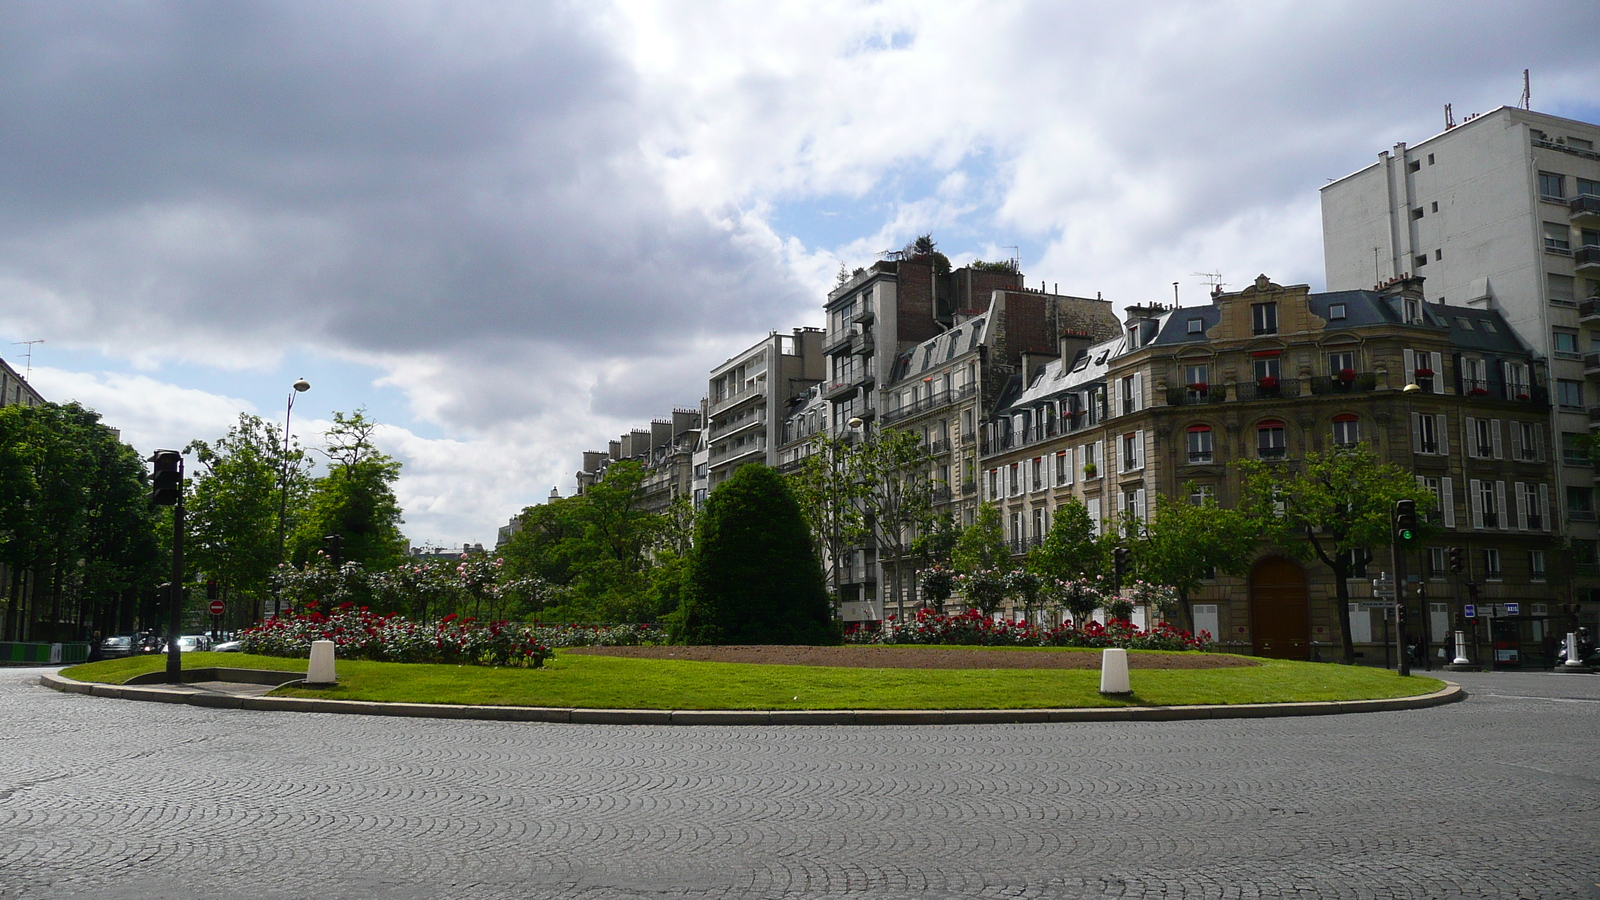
[2,668,1597,900]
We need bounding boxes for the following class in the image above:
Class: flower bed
[239,606,555,668]
[528,623,661,648]
[844,609,1211,652]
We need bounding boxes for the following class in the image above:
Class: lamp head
[847,416,863,429]
[293,378,311,393]
[1402,383,1421,393]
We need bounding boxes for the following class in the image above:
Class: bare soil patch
[564,645,1256,670]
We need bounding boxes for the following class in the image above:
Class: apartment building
[706,328,825,488]
[1321,106,1600,600]
[574,407,704,514]
[0,357,44,409]
[979,275,1566,665]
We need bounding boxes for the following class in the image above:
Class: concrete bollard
[1099,648,1131,695]
[306,640,337,686]
[1563,632,1587,669]
[1453,631,1471,666]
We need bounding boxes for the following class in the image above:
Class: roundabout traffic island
[45,646,1464,724]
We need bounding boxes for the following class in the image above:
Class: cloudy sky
[3,1,1597,547]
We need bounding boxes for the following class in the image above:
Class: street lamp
[1396,381,1422,676]
[272,378,311,619]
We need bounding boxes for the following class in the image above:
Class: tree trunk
[1332,559,1355,664]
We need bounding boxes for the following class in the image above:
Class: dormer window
[1403,297,1423,324]
[1186,317,1204,334]
[1328,303,1347,321]
[1252,303,1278,335]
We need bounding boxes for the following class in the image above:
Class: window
[1558,380,1585,410]
[1121,488,1145,523]
[1407,159,1421,173]
[1554,330,1581,357]
[1030,457,1044,492]
[1332,414,1360,448]
[1564,432,1591,466]
[987,468,999,499]
[1188,484,1215,506]
[1414,254,1428,269]
[1120,375,1139,415]
[1411,207,1424,220]
[1544,222,1571,252]
[1473,418,1494,458]
[1518,483,1544,530]
[1184,364,1209,397]
[1549,274,1576,305]
[1479,320,1496,333]
[1431,201,1439,213]
[1581,177,1600,197]
[1253,356,1280,382]
[1121,431,1143,472]
[1055,450,1070,486]
[1478,480,1500,529]
[1586,228,1600,249]
[1186,317,1204,334]
[1328,303,1346,320]
[1427,153,1435,165]
[1568,485,1594,520]
[1415,412,1439,454]
[1252,303,1278,335]
[1010,510,1022,543]
[1517,421,1539,460]
[1032,507,1046,543]
[1187,425,1213,464]
[1403,297,1424,323]
[1429,547,1447,580]
[1435,249,1442,261]
[1329,351,1354,376]
[1083,441,1100,475]
[1539,172,1565,200]
[1257,421,1287,460]
[1530,550,1546,581]
[1484,548,1502,581]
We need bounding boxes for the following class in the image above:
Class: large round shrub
[673,464,837,645]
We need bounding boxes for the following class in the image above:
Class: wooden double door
[1249,556,1310,660]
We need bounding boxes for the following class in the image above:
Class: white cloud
[24,367,256,454]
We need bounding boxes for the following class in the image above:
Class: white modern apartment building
[706,328,825,488]
[1322,106,1600,595]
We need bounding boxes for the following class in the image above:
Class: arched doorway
[1249,556,1310,660]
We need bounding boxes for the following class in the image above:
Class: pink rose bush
[239,605,555,667]
[844,608,1211,651]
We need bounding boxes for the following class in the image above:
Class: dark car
[100,635,135,659]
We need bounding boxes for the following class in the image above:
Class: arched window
[1332,414,1360,448]
[1257,420,1287,460]
[1186,424,1214,464]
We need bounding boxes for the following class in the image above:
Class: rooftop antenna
[1519,69,1530,110]
[11,340,43,381]
[1444,103,1455,129]
[1192,271,1226,296]
[1004,245,1020,272]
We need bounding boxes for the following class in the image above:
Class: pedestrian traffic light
[1393,499,1417,543]
[1448,546,1464,573]
[150,450,183,506]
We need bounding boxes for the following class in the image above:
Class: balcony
[1187,451,1214,465]
[853,307,875,325]
[824,379,858,401]
[1578,245,1600,273]
[1589,406,1600,430]
[822,331,856,356]
[1586,353,1600,377]
[1456,377,1550,404]
[1164,386,1225,406]
[710,384,760,415]
[708,413,765,438]
[1309,373,1378,395]
[927,439,951,456]
[931,484,952,504]
[1257,446,1288,461]
[1572,194,1600,228]
[854,333,875,356]
[1236,378,1300,401]
[709,437,766,463]
[1582,297,1600,325]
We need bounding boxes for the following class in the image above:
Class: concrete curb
[39,671,1466,725]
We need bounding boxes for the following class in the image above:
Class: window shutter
[1411,413,1422,453]
[1134,488,1146,523]
[1436,414,1449,456]
[1494,481,1507,530]
[1063,448,1074,485]
[1441,476,1456,528]
[1087,497,1102,535]
[1403,349,1415,386]
[1131,372,1142,413]
[1509,422,1522,459]
[1534,424,1546,462]
[1112,384,1122,419]
[1491,420,1503,459]
[1515,482,1528,531]
[1463,417,1476,459]
[1469,479,1483,530]
[1430,352,1444,393]
[1538,484,1550,532]
[1135,429,1145,469]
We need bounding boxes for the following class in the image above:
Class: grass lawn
[62,649,1445,710]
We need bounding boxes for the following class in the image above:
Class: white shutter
[1463,417,1476,459]
[1534,424,1546,462]
[1430,352,1444,393]
[1410,413,1423,453]
[1469,479,1483,530]
[1063,448,1074,486]
[1043,452,1053,488]
[1436,414,1449,456]
[1403,349,1416,386]
[1539,484,1550,532]
[1131,372,1143,413]
[1441,476,1456,528]
[1087,497,1102,535]
[1112,383,1123,418]
[1135,429,1145,469]
[1509,422,1523,460]
[1491,420,1503,459]
[1134,488,1147,522]
[1494,481,1507,530]
[1515,482,1528,531]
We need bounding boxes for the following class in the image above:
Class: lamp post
[1395,382,1423,676]
[272,378,311,620]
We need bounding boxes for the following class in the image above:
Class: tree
[951,503,1011,577]
[1132,486,1256,632]
[186,414,309,626]
[788,433,868,608]
[673,464,835,645]
[292,409,406,572]
[1025,497,1104,584]
[852,429,938,619]
[1234,444,1434,664]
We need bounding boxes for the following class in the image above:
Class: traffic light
[1393,499,1418,543]
[1448,546,1464,573]
[323,533,344,566]
[150,450,183,506]
[1112,546,1130,586]
[205,579,218,601]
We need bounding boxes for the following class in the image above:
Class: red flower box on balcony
[1187,382,1209,392]
[1414,368,1434,377]
[1517,392,1530,401]
[1336,368,1357,383]
[1257,376,1279,389]
[1469,387,1489,396]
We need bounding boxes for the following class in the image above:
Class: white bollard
[1099,648,1131,695]
[306,639,337,685]
[1452,631,1471,666]
[1564,632,1587,668]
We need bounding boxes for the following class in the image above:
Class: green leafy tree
[951,503,1012,577]
[292,409,406,572]
[1234,445,1434,664]
[1132,486,1256,632]
[788,433,868,607]
[1025,497,1104,584]
[851,428,938,620]
[673,464,835,645]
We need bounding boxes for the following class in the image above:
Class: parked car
[100,635,135,659]
[176,635,210,653]
[212,640,242,653]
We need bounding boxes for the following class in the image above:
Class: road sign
[1464,604,1476,618]
[1503,602,1520,616]
[209,599,225,616]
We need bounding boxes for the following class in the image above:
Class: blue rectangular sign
[1464,604,1476,618]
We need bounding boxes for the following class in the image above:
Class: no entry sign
[209,599,225,616]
